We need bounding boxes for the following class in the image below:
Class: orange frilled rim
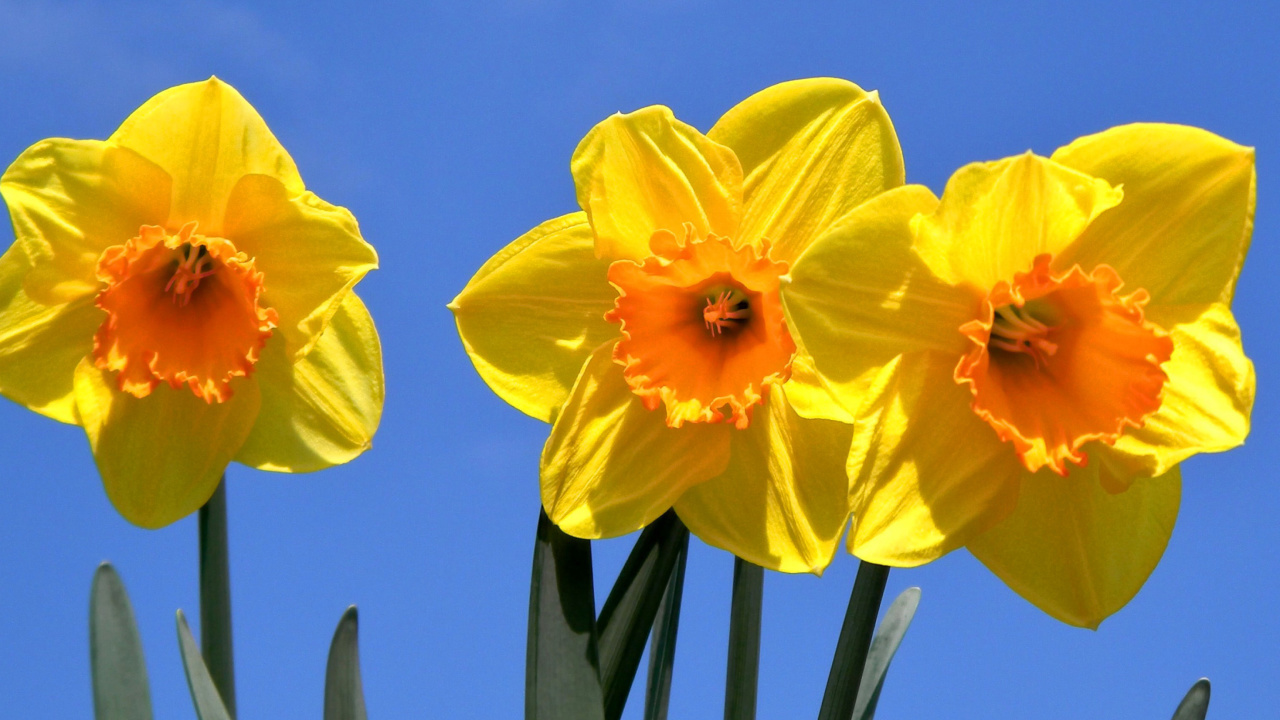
[955,254,1174,476]
[93,222,279,403]
[605,225,796,429]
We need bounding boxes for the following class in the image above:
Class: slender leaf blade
[818,561,889,720]
[324,606,368,720]
[853,587,920,720]
[527,509,605,720]
[1171,678,1210,720]
[598,511,688,720]
[90,563,153,720]
[724,557,763,720]
[175,610,233,720]
[643,530,689,720]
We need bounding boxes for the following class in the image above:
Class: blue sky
[1,1,1277,717]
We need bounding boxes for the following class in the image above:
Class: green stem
[724,556,763,720]
[817,561,889,720]
[199,477,236,718]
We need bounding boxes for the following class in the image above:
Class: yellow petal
[73,358,261,529]
[708,78,905,263]
[571,106,742,261]
[1052,124,1255,307]
[968,461,1181,628]
[781,349,853,423]
[0,242,101,424]
[847,351,1023,566]
[235,292,383,473]
[541,342,730,538]
[0,139,170,304]
[1107,302,1253,477]
[783,185,976,411]
[222,174,378,358]
[674,386,852,574]
[450,213,618,422]
[913,153,1123,290]
[108,77,304,232]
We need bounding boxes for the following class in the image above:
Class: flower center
[93,222,279,403]
[955,254,1173,475]
[605,224,796,429]
[988,302,1058,368]
[165,243,217,305]
[702,287,751,336]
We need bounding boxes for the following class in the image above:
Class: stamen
[989,303,1058,368]
[703,289,751,336]
[165,243,217,306]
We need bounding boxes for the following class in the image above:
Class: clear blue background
[1,1,1276,718]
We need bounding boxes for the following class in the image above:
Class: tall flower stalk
[199,480,236,715]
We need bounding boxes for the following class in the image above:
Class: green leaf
[724,557,763,720]
[643,530,689,720]
[817,561,889,720]
[90,563,153,720]
[597,511,689,720]
[324,606,368,720]
[853,587,920,720]
[1171,678,1210,720]
[175,610,233,720]
[527,509,605,720]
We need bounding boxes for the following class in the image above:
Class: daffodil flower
[785,125,1255,625]
[452,78,901,573]
[0,78,383,528]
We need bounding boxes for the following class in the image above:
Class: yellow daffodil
[784,124,1255,625]
[452,78,901,573]
[0,78,383,528]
